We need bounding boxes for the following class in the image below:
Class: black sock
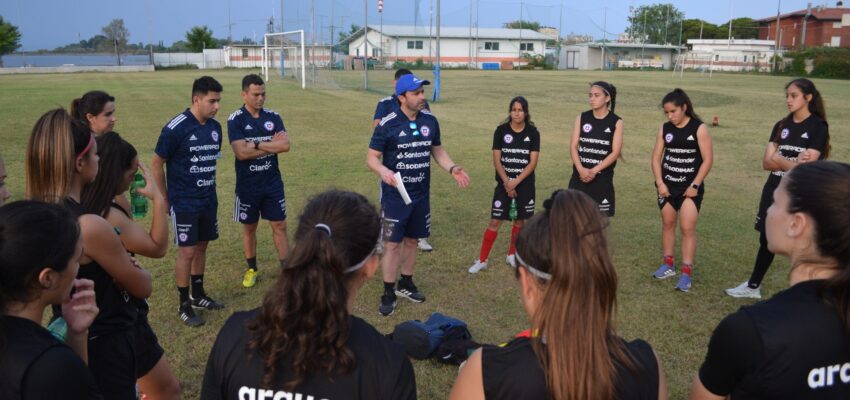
[178,286,190,304]
[246,256,257,271]
[383,281,396,294]
[400,274,413,285]
[191,274,205,298]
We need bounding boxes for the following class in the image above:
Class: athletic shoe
[376,240,384,255]
[242,268,257,288]
[396,281,426,303]
[468,259,488,274]
[652,263,676,279]
[379,293,397,316]
[418,238,433,252]
[675,274,692,292]
[506,254,517,268]
[725,281,762,299]
[190,295,226,310]
[178,300,205,327]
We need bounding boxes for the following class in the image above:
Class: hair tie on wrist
[314,223,332,237]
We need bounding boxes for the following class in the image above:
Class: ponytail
[783,78,830,157]
[662,88,700,121]
[591,81,617,113]
[70,91,114,125]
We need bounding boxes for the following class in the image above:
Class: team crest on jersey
[503,134,513,144]
[240,212,248,221]
[781,128,790,139]
[583,123,593,133]
[178,233,188,242]
[264,121,275,131]
[665,133,673,143]
[494,200,502,208]
[421,126,430,137]
[211,131,219,142]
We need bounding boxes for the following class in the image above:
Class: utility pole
[364,0,368,90]
[519,1,523,64]
[774,0,781,72]
[727,0,734,48]
[468,0,473,69]
[429,0,433,61]
[601,7,607,70]
[434,0,441,102]
[801,2,811,49]
[557,1,563,68]
[280,0,284,32]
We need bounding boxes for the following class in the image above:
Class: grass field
[1,69,849,399]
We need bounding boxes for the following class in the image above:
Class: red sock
[682,264,693,276]
[479,229,498,262]
[663,255,674,267]
[508,225,521,256]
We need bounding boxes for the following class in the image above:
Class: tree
[185,26,215,52]
[726,17,759,40]
[0,15,22,67]
[335,24,361,53]
[681,19,724,42]
[627,3,684,44]
[102,19,130,51]
[503,20,541,31]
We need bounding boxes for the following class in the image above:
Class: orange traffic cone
[712,116,719,126]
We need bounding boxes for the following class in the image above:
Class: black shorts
[657,183,704,212]
[88,330,137,400]
[569,171,615,217]
[171,206,219,247]
[754,181,778,233]
[491,180,535,220]
[234,186,287,224]
[133,316,165,378]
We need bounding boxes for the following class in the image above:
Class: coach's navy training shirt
[155,109,221,212]
[227,106,285,194]
[373,95,430,121]
[369,110,441,201]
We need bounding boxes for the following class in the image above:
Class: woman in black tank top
[650,89,713,293]
[450,190,666,400]
[568,81,623,217]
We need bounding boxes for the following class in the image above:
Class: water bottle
[509,198,518,221]
[47,317,68,342]
[130,171,148,219]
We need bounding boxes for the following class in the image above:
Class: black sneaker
[396,281,426,303]
[378,293,397,316]
[190,295,226,310]
[178,300,205,327]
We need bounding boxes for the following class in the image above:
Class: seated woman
[450,189,667,400]
[691,161,850,399]
[0,200,101,399]
[201,190,416,400]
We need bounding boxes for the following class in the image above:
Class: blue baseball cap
[395,74,431,96]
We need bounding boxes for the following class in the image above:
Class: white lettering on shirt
[238,386,326,400]
[579,137,610,146]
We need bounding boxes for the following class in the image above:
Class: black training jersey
[201,310,416,400]
[766,114,829,186]
[699,280,850,398]
[481,336,659,399]
[373,95,430,121]
[227,106,286,194]
[154,109,221,212]
[0,316,103,399]
[369,110,441,201]
[575,110,621,176]
[661,118,704,187]
[492,123,540,184]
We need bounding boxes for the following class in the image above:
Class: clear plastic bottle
[47,317,68,342]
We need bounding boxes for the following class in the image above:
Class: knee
[195,242,209,252]
[661,220,677,231]
[680,226,697,237]
[163,377,181,399]
[271,221,287,234]
[487,220,501,230]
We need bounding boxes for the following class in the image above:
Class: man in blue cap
[367,74,470,316]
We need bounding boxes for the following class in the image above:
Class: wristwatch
[691,182,700,190]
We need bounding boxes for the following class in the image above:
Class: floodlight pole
[364,0,368,90]
[774,0,781,72]
[434,0,441,102]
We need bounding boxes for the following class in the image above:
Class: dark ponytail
[591,81,617,113]
[70,91,115,125]
[81,132,138,217]
[777,79,830,157]
[662,88,700,121]
[248,190,380,390]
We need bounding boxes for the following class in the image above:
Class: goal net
[263,30,306,89]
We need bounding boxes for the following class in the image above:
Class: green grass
[1,69,848,399]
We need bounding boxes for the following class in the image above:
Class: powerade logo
[665,133,674,143]
[582,123,592,133]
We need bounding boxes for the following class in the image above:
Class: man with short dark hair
[227,74,291,288]
[152,76,226,327]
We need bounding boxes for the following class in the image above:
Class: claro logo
[808,362,850,389]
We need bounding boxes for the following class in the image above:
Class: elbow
[151,246,167,259]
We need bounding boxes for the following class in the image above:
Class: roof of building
[687,39,777,46]
[756,7,849,22]
[338,25,551,44]
[566,41,685,50]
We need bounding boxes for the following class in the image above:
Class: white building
[683,39,778,72]
[559,42,684,70]
[339,25,549,68]
[223,44,336,68]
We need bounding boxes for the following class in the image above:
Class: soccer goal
[263,30,306,89]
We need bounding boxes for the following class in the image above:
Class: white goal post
[263,30,306,89]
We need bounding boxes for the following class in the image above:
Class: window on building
[743,55,748,62]
[520,42,534,51]
[372,48,379,57]
[407,40,423,49]
[484,41,500,51]
[242,48,249,58]
[715,54,719,61]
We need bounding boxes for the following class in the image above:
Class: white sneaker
[468,259,488,273]
[725,281,762,299]
[506,254,517,268]
[418,238,433,252]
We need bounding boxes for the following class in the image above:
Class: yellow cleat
[242,268,257,288]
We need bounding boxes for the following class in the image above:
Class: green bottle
[47,317,68,342]
[130,171,147,219]
[509,198,518,221]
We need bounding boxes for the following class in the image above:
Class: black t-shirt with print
[765,114,829,186]
[661,118,704,187]
[492,123,541,185]
[574,110,621,176]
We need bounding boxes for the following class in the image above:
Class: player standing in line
[228,74,291,288]
[468,96,539,274]
[367,74,470,316]
[373,68,434,252]
[71,90,116,136]
[725,78,829,299]
[152,76,226,327]
[650,88,713,293]
[568,81,623,216]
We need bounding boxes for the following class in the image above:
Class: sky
[0,0,827,51]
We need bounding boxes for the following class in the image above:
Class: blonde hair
[25,109,76,203]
